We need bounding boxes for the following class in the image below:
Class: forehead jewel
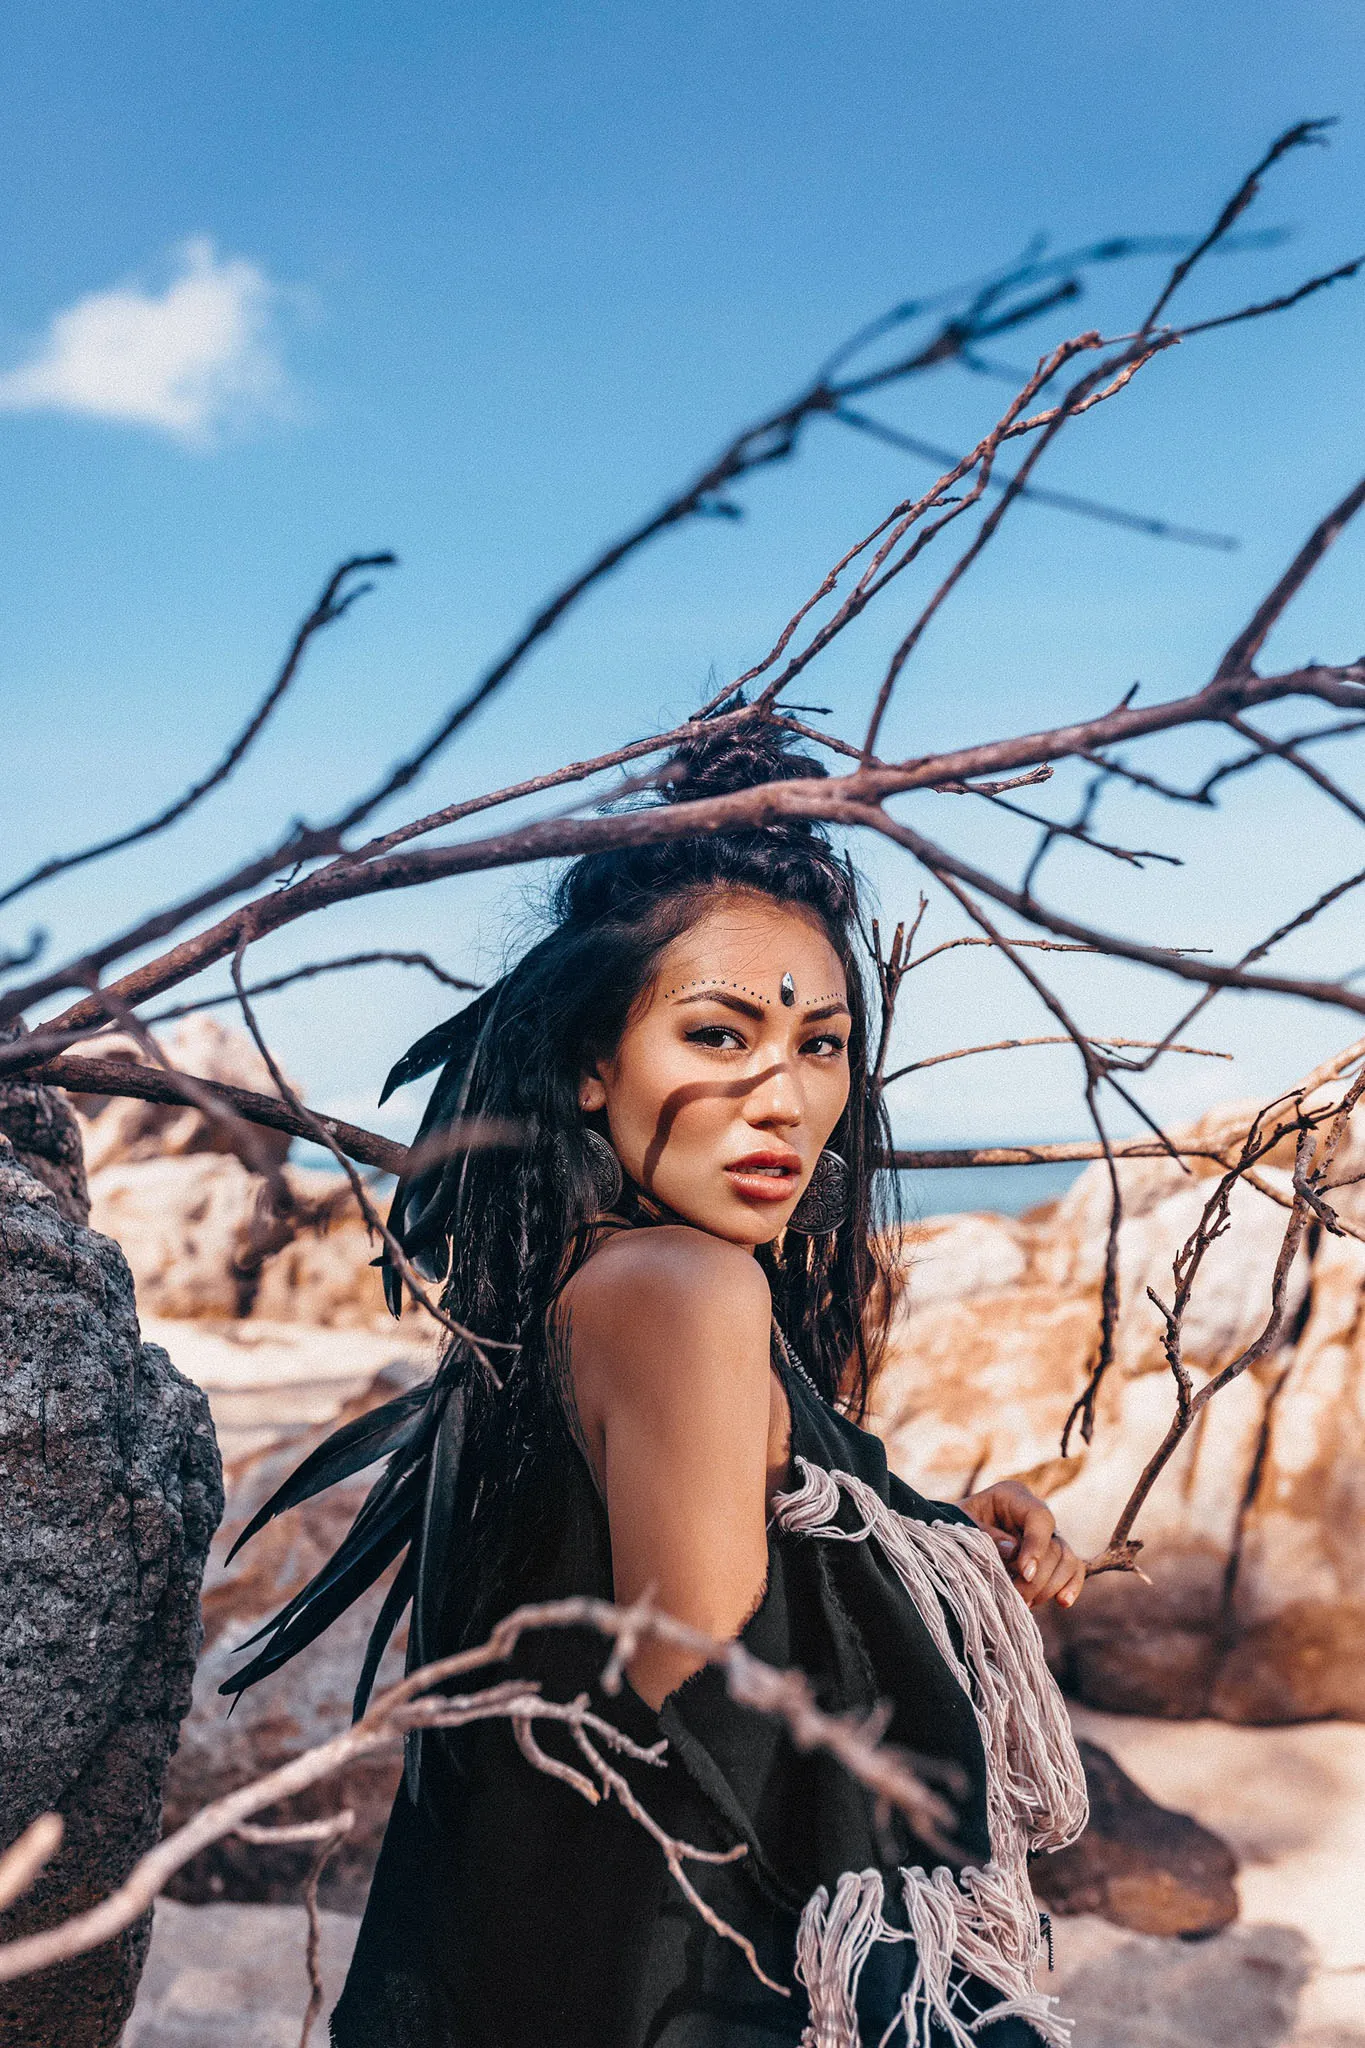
[780,972,796,1007]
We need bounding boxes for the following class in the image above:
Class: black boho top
[328,1352,1063,2048]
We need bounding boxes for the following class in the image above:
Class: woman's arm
[562,1227,778,1708]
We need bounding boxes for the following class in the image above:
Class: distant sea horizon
[894,1155,1087,1219]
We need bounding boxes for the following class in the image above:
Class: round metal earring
[786,1148,850,1235]
[581,1127,624,1213]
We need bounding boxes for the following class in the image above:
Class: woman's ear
[579,1074,607,1113]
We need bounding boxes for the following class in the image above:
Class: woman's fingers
[1056,1552,1088,1610]
[1017,1539,1086,1610]
[963,1480,1085,1607]
[1014,1504,1056,1587]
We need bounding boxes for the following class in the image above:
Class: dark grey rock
[0,1064,90,1224]
[0,1145,223,2047]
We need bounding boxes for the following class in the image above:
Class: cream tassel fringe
[773,1461,1088,2048]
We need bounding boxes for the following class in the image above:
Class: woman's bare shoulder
[567,1224,770,1323]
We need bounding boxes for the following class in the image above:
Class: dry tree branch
[1099,859,1365,1083]
[859,333,1161,758]
[1213,468,1365,685]
[1221,711,1365,826]
[869,909,918,1094]
[5,130,1361,1040]
[890,1139,1236,1169]
[910,872,1134,1450]
[832,406,1238,549]
[307,234,1187,842]
[1141,119,1335,333]
[140,949,479,1025]
[0,929,45,977]
[0,1595,959,1994]
[15,722,1365,1045]
[232,1812,357,2048]
[20,1052,517,1177]
[0,558,395,916]
[9,341,1364,1038]
[227,934,509,1371]
[89,978,295,1199]
[883,1035,1230,1085]
[15,1048,1253,1181]
[1086,1062,1365,1575]
[858,804,1365,1021]
[1079,717,1365,810]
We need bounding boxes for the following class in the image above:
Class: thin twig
[140,950,479,1026]
[883,1035,1229,1085]
[228,934,507,1372]
[0,559,395,914]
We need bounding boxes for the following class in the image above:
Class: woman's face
[581,892,853,1249]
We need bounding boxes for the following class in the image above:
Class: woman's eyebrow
[673,988,767,1020]
[803,1001,851,1022]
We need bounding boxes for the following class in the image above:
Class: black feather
[219,1452,429,1697]
[378,987,497,1104]
[352,1547,417,1722]
[406,1380,468,1801]
[219,1500,418,1696]
[228,1450,428,1657]
[224,1382,435,1563]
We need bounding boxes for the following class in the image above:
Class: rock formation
[0,1085,223,2047]
[68,1015,293,1175]
[874,1088,1365,1722]
[73,1018,393,1328]
[1031,1739,1237,1935]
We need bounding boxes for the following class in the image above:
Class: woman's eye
[802,1033,848,1058]
[686,1025,747,1051]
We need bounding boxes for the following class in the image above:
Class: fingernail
[1022,1560,1037,1582]
[1060,1588,1075,1607]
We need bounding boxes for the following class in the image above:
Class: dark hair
[221,714,902,1713]
[385,715,898,1417]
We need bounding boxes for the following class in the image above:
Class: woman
[224,718,1089,2048]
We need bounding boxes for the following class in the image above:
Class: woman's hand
[962,1479,1086,1610]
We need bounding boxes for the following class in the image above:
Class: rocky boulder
[0,1122,222,2047]
[87,1154,388,1326]
[69,1015,295,1175]
[875,1084,1365,1722]
[1033,1739,1238,1936]
[0,1056,90,1223]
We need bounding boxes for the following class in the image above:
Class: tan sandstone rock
[877,1083,1365,1724]
[71,1015,295,1173]
[87,1154,392,1326]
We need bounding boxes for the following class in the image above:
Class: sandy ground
[124,1712,1365,2048]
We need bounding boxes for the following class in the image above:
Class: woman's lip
[725,1155,803,1202]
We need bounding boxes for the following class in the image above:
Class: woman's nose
[747,1062,802,1127]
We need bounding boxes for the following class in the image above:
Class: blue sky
[2,0,1363,1177]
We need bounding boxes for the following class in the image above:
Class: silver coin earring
[786,1148,850,1235]
[580,1126,625,1213]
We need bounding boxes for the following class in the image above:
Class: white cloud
[0,238,296,447]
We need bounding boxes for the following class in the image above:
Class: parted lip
[725,1148,803,1175]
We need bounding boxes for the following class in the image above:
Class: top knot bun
[662,714,828,807]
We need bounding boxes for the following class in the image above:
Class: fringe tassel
[795,1870,888,2048]
[774,1461,1087,2048]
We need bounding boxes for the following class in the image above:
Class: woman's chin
[667,1193,791,1248]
